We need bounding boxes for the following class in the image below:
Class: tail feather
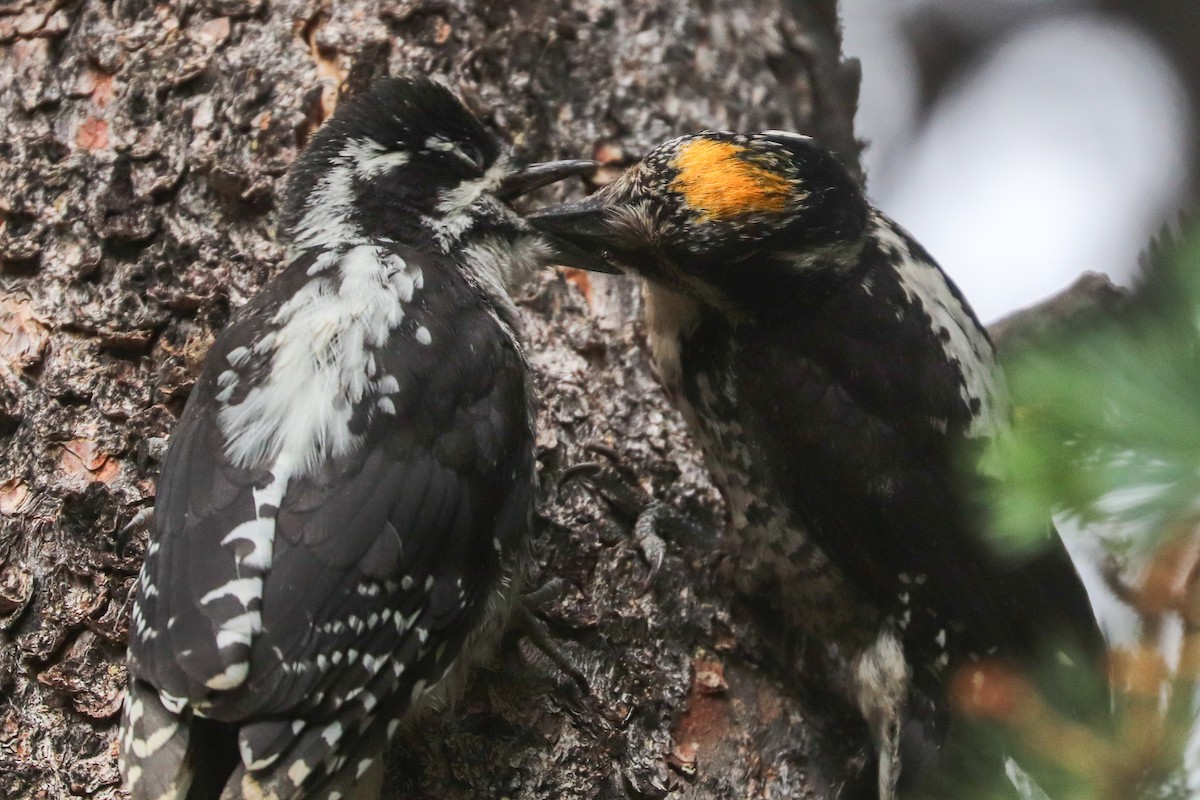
[120,680,244,800]
[853,627,911,800]
[120,681,194,800]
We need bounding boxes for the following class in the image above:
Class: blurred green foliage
[969,226,1200,799]
[990,229,1200,553]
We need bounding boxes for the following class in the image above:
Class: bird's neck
[693,238,871,323]
[642,282,706,396]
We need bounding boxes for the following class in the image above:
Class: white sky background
[840,1,1193,323]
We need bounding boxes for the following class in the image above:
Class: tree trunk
[0,1,880,797]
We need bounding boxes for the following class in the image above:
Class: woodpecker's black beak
[496,159,599,201]
[526,194,624,274]
[495,160,619,273]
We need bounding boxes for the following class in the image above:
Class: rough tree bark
[0,1,937,797]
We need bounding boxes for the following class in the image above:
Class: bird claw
[633,503,669,590]
[559,450,670,591]
[559,460,649,520]
[557,460,607,491]
[522,576,570,610]
[116,505,155,559]
[512,602,590,694]
[559,443,649,513]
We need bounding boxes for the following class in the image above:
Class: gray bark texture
[0,0,1033,798]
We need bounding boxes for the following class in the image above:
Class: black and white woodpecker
[119,76,601,800]
[529,132,1107,796]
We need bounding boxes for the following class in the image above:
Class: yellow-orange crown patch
[670,139,792,222]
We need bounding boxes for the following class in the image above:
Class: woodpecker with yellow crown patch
[529,131,1107,797]
[118,76,601,800]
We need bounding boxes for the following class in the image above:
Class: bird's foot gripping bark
[514,580,589,694]
[557,450,669,589]
[115,504,154,558]
[630,503,670,590]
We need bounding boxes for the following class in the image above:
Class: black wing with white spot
[725,220,1102,682]
[122,243,534,799]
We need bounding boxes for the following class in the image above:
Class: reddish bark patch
[297,9,343,128]
[76,117,109,151]
[89,70,115,109]
[670,657,735,777]
[59,438,121,487]
[593,142,628,186]
[433,17,452,45]
[694,658,729,695]
[0,293,49,372]
[0,478,31,515]
[561,268,595,304]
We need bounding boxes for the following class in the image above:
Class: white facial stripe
[291,163,358,252]
[291,138,410,252]
[344,138,410,177]
[425,135,477,168]
[415,149,514,249]
[436,157,510,219]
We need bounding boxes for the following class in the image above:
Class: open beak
[526,193,624,274]
[496,159,599,201]
[498,161,623,274]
